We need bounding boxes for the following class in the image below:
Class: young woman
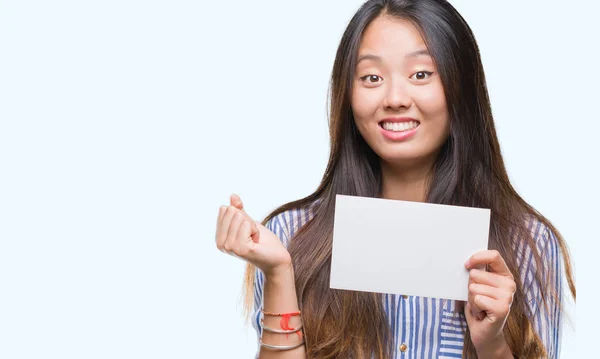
[215,0,576,357]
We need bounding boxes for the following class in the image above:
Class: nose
[383,80,412,110]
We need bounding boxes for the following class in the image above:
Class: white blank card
[330,195,490,301]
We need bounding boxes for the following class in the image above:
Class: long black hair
[245,1,575,357]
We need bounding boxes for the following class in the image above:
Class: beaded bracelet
[261,309,301,317]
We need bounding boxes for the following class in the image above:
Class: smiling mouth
[379,120,420,132]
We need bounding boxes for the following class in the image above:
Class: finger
[465,250,512,278]
[224,211,245,254]
[229,194,260,242]
[217,206,237,251]
[467,293,485,320]
[473,294,510,322]
[215,206,227,245]
[234,221,255,257]
[470,269,516,292]
[467,277,485,320]
[464,301,474,322]
[236,212,259,243]
[230,194,244,210]
[218,205,227,222]
[222,221,252,261]
[464,301,482,324]
[469,283,501,300]
[249,221,260,243]
[469,282,514,307]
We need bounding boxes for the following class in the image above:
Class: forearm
[259,265,306,359]
[476,336,514,359]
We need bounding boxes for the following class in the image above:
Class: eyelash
[359,71,434,83]
[360,74,383,83]
[410,71,434,80]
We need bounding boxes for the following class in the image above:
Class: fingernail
[464,260,470,268]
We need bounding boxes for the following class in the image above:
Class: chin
[379,151,422,163]
[376,146,436,165]
[377,142,419,157]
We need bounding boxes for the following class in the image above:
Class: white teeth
[381,121,419,132]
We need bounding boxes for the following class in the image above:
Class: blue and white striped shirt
[252,207,562,358]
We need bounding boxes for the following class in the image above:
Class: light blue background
[1,0,595,357]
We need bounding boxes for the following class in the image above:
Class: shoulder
[514,215,563,288]
[264,201,319,248]
[518,215,561,260]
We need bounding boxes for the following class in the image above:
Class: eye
[359,74,383,84]
[410,71,433,80]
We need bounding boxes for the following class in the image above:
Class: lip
[379,117,419,124]
[378,117,420,141]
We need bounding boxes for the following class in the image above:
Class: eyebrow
[405,49,430,58]
[357,49,431,64]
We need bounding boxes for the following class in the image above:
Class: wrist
[264,262,295,283]
[476,335,513,359]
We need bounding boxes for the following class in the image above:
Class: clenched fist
[215,194,292,276]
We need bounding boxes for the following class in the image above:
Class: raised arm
[216,195,306,358]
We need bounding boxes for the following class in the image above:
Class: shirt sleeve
[250,213,290,357]
[517,220,563,358]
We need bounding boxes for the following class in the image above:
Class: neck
[379,159,434,203]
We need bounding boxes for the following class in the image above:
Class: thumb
[464,301,477,326]
[230,193,245,211]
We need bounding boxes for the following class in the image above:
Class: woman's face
[351,16,450,167]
